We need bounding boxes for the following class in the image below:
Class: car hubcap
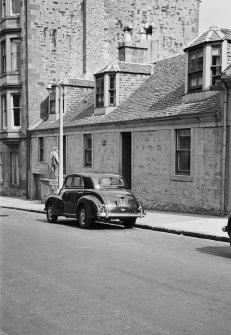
[80,209,86,224]
[48,207,53,218]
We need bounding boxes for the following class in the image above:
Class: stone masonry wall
[25,0,84,127]
[227,42,231,65]
[85,0,200,76]
[133,126,223,215]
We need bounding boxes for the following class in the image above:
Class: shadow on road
[37,218,125,230]
[196,246,231,259]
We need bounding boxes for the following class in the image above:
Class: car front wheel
[78,205,93,229]
[123,218,136,229]
[46,204,58,223]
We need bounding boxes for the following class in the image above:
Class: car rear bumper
[97,212,146,219]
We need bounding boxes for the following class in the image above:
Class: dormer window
[109,74,116,106]
[96,76,104,108]
[211,45,221,86]
[95,73,117,109]
[188,49,203,92]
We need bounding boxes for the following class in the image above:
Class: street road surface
[1,208,230,335]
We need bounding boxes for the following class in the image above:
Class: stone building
[31,26,231,215]
[0,0,200,197]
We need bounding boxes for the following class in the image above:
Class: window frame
[171,128,193,182]
[10,0,20,15]
[211,44,222,87]
[11,93,21,128]
[38,137,45,162]
[10,151,19,185]
[1,0,6,18]
[11,38,21,71]
[1,94,7,129]
[188,49,203,92]
[1,40,6,74]
[175,129,191,176]
[95,76,104,108]
[108,73,116,106]
[83,134,92,167]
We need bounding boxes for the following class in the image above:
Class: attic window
[96,76,104,108]
[109,74,116,106]
[188,49,203,92]
[211,45,221,86]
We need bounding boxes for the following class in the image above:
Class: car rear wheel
[46,204,58,223]
[123,218,136,229]
[78,205,93,229]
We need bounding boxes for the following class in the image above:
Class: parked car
[45,172,145,229]
[222,210,231,246]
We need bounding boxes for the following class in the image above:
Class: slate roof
[66,78,94,88]
[34,54,220,132]
[95,61,152,75]
[222,64,231,80]
[185,26,231,49]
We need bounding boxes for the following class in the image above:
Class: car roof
[65,172,122,178]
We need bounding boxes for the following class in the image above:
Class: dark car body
[44,172,145,228]
[222,210,231,245]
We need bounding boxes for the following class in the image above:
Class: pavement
[0,195,229,243]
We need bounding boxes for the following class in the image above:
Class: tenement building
[5,1,229,216]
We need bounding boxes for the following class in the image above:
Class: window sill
[170,174,193,182]
[10,183,20,187]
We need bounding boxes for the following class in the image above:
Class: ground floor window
[0,151,3,183]
[10,151,19,185]
[38,137,44,162]
[84,134,92,167]
[176,129,191,175]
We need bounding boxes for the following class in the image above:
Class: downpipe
[221,83,228,215]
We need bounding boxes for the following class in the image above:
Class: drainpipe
[25,0,30,199]
[221,82,228,214]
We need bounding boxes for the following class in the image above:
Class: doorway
[121,132,132,189]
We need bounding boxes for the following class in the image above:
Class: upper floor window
[84,134,92,167]
[188,49,203,92]
[96,76,104,108]
[11,0,20,15]
[1,94,7,128]
[1,40,6,74]
[176,129,191,175]
[1,0,6,18]
[109,74,116,106]
[12,94,21,127]
[38,137,44,162]
[49,89,56,114]
[211,45,221,86]
[11,39,21,71]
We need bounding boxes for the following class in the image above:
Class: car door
[62,176,74,215]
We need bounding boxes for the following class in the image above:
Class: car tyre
[46,204,58,223]
[78,205,93,229]
[123,218,136,229]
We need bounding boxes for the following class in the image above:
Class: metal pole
[58,85,63,189]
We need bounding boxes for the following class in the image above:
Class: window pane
[84,134,92,167]
[11,0,20,14]
[176,129,191,175]
[1,40,6,73]
[12,95,21,127]
[11,40,21,70]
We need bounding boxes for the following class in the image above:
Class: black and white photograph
[0,0,231,334]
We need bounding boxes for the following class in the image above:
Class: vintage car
[222,210,231,246]
[45,172,145,229]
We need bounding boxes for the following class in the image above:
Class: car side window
[65,176,73,188]
[73,176,83,188]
